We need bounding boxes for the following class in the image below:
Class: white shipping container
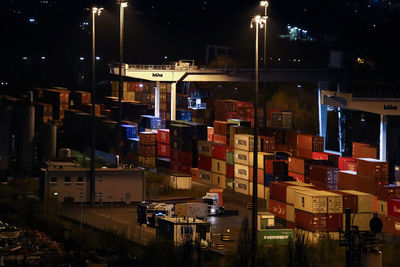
[321,191,343,214]
[235,177,249,195]
[234,149,251,166]
[377,200,388,216]
[340,190,373,213]
[286,186,315,205]
[294,190,328,214]
[211,172,226,189]
[174,202,208,219]
[170,175,192,189]
[234,164,250,180]
[198,169,212,185]
[234,134,260,151]
[197,140,212,157]
[249,182,265,199]
[211,158,226,175]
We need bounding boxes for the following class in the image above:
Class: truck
[174,202,208,219]
[202,188,224,215]
[146,202,174,227]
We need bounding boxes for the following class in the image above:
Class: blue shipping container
[127,138,140,153]
[121,124,138,138]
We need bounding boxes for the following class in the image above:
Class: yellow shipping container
[234,163,250,180]
[249,182,266,199]
[294,190,328,214]
[340,190,373,213]
[234,177,249,195]
[286,186,315,205]
[211,172,226,189]
[211,158,226,175]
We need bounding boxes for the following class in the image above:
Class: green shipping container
[226,151,234,165]
[226,177,234,190]
[258,229,294,246]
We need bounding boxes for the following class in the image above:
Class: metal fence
[58,206,156,245]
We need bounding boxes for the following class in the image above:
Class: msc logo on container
[152,73,164,77]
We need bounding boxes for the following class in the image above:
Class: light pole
[260,1,269,68]
[250,14,266,267]
[260,1,269,127]
[117,0,128,159]
[91,7,103,206]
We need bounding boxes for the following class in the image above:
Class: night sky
[1,0,399,89]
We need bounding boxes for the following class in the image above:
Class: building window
[50,177,57,184]
[77,176,84,185]
[64,176,71,184]
[97,176,103,182]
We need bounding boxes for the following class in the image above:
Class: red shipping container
[191,168,199,181]
[269,199,286,220]
[157,143,170,158]
[338,157,357,171]
[357,158,389,179]
[269,182,291,202]
[294,210,343,232]
[208,133,213,142]
[226,164,234,178]
[312,152,330,160]
[214,121,229,136]
[213,134,227,145]
[288,172,305,183]
[376,185,400,201]
[170,161,191,175]
[388,199,400,218]
[198,156,212,171]
[212,143,227,160]
[157,129,170,144]
[139,144,156,156]
[338,171,358,190]
[387,216,400,235]
[235,101,253,109]
[288,157,305,174]
[265,160,274,174]
[170,149,192,165]
[139,132,157,144]
[249,167,264,184]
[297,148,312,159]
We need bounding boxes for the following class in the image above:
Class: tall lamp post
[250,14,266,267]
[260,1,269,127]
[90,6,103,206]
[260,1,269,68]
[117,0,128,159]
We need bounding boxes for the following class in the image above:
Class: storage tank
[16,104,35,170]
[39,123,57,162]
[59,148,71,158]
[0,105,12,170]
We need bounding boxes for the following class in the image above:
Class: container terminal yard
[1,57,400,266]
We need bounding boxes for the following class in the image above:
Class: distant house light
[80,57,84,61]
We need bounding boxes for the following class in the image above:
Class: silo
[39,123,57,162]
[17,104,35,170]
[0,105,12,170]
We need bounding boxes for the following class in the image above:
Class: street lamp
[90,6,103,206]
[117,0,128,159]
[250,14,266,267]
[259,1,268,68]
